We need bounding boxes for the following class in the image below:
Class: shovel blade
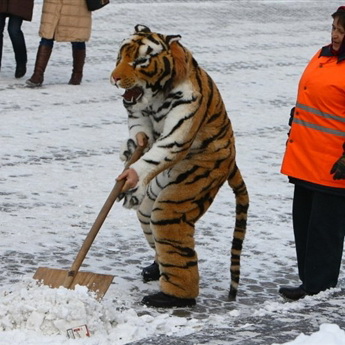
[33,267,114,300]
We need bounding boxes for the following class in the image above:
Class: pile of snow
[254,288,341,317]
[1,280,343,345]
[0,278,203,344]
[273,324,345,345]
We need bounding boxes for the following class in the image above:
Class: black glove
[288,107,295,126]
[330,143,345,180]
[286,107,295,139]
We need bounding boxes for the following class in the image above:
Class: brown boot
[68,48,85,85]
[26,45,52,87]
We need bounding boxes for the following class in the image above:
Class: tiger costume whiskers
[110,25,249,305]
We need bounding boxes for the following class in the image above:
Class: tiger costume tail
[228,164,249,300]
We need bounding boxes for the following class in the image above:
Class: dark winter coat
[0,0,34,21]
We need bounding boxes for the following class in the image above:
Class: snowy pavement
[1,1,345,344]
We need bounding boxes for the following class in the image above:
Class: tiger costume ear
[134,24,151,33]
[169,39,191,86]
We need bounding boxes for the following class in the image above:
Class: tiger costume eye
[134,57,148,65]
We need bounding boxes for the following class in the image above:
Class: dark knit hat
[332,6,345,17]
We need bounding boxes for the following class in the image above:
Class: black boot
[14,47,27,78]
[15,63,26,78]
[68,48,85,85]
[141,261,160,282]
[26,45,52,87]
[142,292,196,308]
[279,286,315,301]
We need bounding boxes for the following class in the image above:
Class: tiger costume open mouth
[122,86,144,105]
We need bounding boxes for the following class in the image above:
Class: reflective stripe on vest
[294,102,345,138]
[293,118,345,138]
[296,102,345,124]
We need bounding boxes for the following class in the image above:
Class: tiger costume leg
[138,156,235,307]
[137,173,165,251]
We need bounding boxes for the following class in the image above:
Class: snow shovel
[33,137,147,299]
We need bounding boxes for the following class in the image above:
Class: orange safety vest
[281,48,345,189]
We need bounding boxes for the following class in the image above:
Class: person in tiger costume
[111,25,249,308]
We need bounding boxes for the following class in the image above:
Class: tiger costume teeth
[111,25,249,302]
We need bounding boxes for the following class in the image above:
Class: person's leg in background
[69,41,86,85]
[302,190,345,293]
[292,185,313,285]
[7,15,27,78]
[280,185,345,300]
[0,14,7,71]
[26,38,54,87]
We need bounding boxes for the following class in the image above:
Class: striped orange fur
[111,25,249,300]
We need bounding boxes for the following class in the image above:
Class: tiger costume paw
[141,292,196,308]
[120,138,137,162]
[118,183,146,209]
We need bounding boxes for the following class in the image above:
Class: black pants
[0,14,27,67]
[293,185,345,293]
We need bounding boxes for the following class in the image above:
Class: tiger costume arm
[120,110,154,162]
[120,81,203,209]
[130,81,202,184]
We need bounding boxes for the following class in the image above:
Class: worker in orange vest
[279,6,345,301]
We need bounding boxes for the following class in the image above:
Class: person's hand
[116,168,145,209]
[117,168,139,193]
[116,168,142,209]
[136,132,148,147]
[117,131,148,208]
[330,154,345,180]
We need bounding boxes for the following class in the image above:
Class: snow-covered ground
[1,1,345,344]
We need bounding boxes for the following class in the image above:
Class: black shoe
[141,261,160,282]
[279,286,310,301]
[15,64,26,78]
[142,292,196,308]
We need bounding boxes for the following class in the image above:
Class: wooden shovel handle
[63,134,148,288]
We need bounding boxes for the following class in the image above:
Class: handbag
[86,0,109,11]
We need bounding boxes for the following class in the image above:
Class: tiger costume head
[110,24,193,106]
